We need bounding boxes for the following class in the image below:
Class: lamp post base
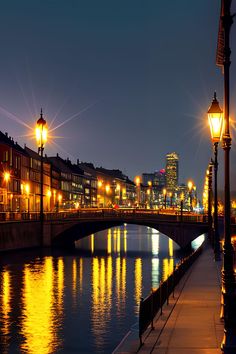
[221,278,236,352]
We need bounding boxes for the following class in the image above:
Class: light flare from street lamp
[97,180,103,188]
[4,172,10,183]
[35,111,48,148]
[135,176,141,186]
[188,181,193,191]
[25,184,30,195]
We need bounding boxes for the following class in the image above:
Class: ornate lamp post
[208,92,223,261]
[35,109,47,222]
[188,181,193,211]
[216,1,236,350]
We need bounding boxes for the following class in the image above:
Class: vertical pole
[220,0,236,351]
[40,146,44,222]
[213,143,221,260]
[208,165,213,247]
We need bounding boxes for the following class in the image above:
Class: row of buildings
[0,131,197,212]
[0,131,138,212]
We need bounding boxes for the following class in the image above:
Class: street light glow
[3,172,10,183]
[35,110,48,148]
[208,92,223,143]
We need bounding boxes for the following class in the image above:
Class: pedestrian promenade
[114,243,224,354]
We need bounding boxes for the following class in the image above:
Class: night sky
[0,0,236,194]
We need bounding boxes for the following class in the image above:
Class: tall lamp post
[216,0,236,350]
[207,92,223,261]
[35,109,47,222]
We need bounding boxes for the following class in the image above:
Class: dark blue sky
[0,0,236,193]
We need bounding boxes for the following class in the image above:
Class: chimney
[77,158,80,165]
[5,132,8,137]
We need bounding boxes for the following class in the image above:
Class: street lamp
[216,1,236,350]
[35,109,47,222]
[208,92,223,260]
[188,181,193,211]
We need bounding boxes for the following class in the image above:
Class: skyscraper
[166,152,179,191]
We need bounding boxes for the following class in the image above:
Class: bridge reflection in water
[0,225,204,353]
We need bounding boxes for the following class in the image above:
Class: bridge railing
[0,208,208,223]
[138,243,203,346]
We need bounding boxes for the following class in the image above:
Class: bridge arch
[50,218,208,249]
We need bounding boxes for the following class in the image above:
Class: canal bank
[114,242,223,354]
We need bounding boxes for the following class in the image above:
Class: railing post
[151,289,154,330]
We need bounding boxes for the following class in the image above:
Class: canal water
[0,224,204,354]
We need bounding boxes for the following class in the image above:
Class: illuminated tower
[165,152,179,191]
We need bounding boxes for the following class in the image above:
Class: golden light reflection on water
[91,255,113,349]
[124,227,127,253]
[79,258,83,290]
[117,227,121,254]
[162,258,174,281]
[57,258,64,312]
[107,229,112,254]
[0,269,11,353]
[20,258,62,354]
[134,258,142,313]
[72,258,77,307]
[0,226,181,354]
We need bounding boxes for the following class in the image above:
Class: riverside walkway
[114,243,223,354]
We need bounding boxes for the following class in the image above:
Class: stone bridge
[0,209,210,252]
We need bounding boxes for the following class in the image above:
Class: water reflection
[0,269,11,353]
[20,258,63,354]
[0,225,185,354]
[134,258,142,314]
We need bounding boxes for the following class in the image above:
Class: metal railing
[139,244,203,346]
[0,208,208,223]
